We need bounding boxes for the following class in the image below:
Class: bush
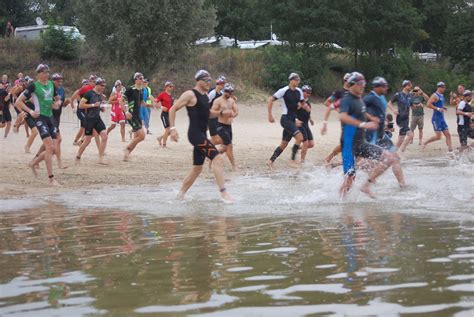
[39,26,80,61]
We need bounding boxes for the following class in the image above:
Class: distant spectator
[5,21,14,38]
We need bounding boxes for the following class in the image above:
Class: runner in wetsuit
[106,80,127,142]
[14,77,39,153]
[322,73,350,166]
[168,70,233,203]
[363,77,405,187]
[387,80,414,151]
[297,85,314,164]
[75,78,108,165]
[0,80,12,137]
[15,64,62,186]
[211,82,239,171]
[122,72,146,161]
[422,82,454,154]
[155,81,174,147]
[208,75,226,145]
[339,72,399,198]
[267,72,306,169]
[456,90,472,152]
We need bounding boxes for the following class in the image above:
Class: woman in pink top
[106,80,127,142]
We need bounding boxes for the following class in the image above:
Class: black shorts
[2,105,12,122]
[128,116,143,132]
[355,142,384,160]
[188,129,219,166]
[300,122,313,142]
[84,117,106,136]
[208,118,219,137]
[217,123,232,145]
[396,114,410,136]
[281,115,301,142]
[160,111,170,129]
[458,125,470,146]
[25,114,36,129]
[0,111,3,123]
[53,109,62,128]
[35,115,58,140]
[77,109,86,128]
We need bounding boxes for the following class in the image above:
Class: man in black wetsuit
[122,72,145,161]
[267,72,306,169]
[208,75,226,145]
[168,70,233,203]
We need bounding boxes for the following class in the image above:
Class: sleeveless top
[187,89,210,133]
[432,92,445,120]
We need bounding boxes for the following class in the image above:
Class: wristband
[170,127,176,131]
[359,122,367,128]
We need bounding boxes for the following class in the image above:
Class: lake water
[1,157,473,316]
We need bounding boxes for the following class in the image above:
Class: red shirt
[155,91,173,111]
[78,84,94,98]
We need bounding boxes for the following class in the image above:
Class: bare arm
[210,98,221,118]
[169,90,194,129]
[426,94,443,112]
[15,93,38,118]
[339,112,378,130]
[267,96,276,123]
[232,100,238,118]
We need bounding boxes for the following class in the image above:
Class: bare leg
[422,132,442,149]
[25,127,38,153]
[4,121,11,138]
[325,144,342,164]
[396,135,406,148]
[76,135,92,159]
[391,162,406,187]
[289,133,303,168]
[211,155,233,202]
[162,128,170,147]
[225,144,236,171]
[98,130,108,164]
[56,132,67,169]
[74,127,84,145]
[301,141,309,163]
[124,128,145,161]
[178,165,203,198]
[400,131,414,152]
[29,137,59,186]
[418,128,423,145]
[106,123,116,135]
[339,174,355,198]
[442,130,453,152]
[119,122,126,142]
[24,124,29,137]
[93,130,101,153]
[361,152,398,198]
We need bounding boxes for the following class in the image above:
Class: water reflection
[0,201,472,316]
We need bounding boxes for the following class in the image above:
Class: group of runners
[0,64,472,202]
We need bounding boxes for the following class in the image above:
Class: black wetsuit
[297,100,313,141]
[124,85,144,132]
[187,89,219,165]
[82,90,106,136]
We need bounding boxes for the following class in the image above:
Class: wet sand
[0,99,464,199]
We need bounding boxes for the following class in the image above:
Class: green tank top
[33,81,55,117]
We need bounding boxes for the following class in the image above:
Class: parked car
[14,25,85,41]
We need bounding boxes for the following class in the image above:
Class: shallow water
[0,157,473,316]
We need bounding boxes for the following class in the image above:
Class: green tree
[0,0,35,34]
[75,0,215,70]
[39,25,80,60]
[443,5,474,72]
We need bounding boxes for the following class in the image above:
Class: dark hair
[386,113,393,121]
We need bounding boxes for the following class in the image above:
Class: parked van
[14,25,84,41]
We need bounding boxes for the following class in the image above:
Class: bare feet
[49,177,61,187]
[99,157,109,165]
[220,191,234,204]
[28,163,38,178]
[421,143,427,150]
[266,160,274,170]
[287,159,301,169]
[24,145,31,153]
[176,192,185,200]
[73,140,81,146]
[123,148,131,162]
[360,181,376,199]
[58,161,69,169]
[157,135,163,147]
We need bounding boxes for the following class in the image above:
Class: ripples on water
[0,157,473,316]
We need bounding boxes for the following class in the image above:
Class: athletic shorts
[111,109,126,124]
[458,125,470,146]
[84,117,106,136]
[217,123,232,145]
[25,113,36,129]
[432,117,448,132]
[2,106,12,122]
[128,116,142,132]
[300,122,313,142]
[35,115,58,140]
[188,129,219,166]
[0,111,3,123]
[410,115,424,130]
[208,118,219,137]
[77,109,86,128]
[396,114,410,136]
[160,111,170,129]
[281,114,301,142]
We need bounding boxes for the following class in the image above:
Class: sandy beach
[0,99,462,199]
